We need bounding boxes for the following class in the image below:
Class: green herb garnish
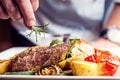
[5,71,35,75]
[65,38,78,59]
[66,52,72,58]
[27,23,49,42]
[49,39,63,46]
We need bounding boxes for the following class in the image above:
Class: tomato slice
[98,62,118,76]
[85,49,115,63]
[85,49,119,76]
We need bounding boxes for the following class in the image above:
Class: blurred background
[0,19,35,52]
[0,19,12,52]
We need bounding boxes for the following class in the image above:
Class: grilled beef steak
[9,44,70,72]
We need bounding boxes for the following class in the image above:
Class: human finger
[16,0,36,29]
[30,0,39,11]
[0,4,9,19]
[1,0,21,21]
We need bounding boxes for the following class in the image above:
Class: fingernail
[27,26,32,30]
[27,20,35,27]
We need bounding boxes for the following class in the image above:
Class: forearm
[92,4,120,48]
[103,3,120,29]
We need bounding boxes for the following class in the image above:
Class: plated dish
[0,39,120,80]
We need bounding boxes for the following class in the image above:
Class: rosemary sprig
[27,23,49,42]
[65,38,77,59]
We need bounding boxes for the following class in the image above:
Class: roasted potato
[70,61,99,76]
[0,60,9,74]
[58,58,71,69]
[58,54,88,69]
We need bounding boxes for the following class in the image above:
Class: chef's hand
[0,0,39,29]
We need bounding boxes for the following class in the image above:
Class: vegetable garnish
[66,38,78,59]
[99,62,118,76]
[27,23,49,42]
[5,71,35,75]
[85,49,120,63]
[85,49,119,76]
[50,39,63,46]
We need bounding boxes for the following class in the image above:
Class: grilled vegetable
[5,71,35,75]
[50,39,63,46]
[98,62,118,76]
[36,65,63,75]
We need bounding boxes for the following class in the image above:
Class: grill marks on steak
[10,44,70,72]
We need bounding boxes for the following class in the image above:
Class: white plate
[0,75,120,80]
[0,47,120,80]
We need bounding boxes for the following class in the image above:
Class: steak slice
[9,44,70,72]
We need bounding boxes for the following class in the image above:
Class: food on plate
[5,71,35,75]
[0,60,9,74]
[97,61,118,76]
[36,65,63,75]
[85,48,120,63]
[9,44,70,72]
[70,61,98,76]
[49,39,63,46]
[0,38,120,76]
[58,58,71,69]
[58,55,87,69]
[70,61,118,76]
